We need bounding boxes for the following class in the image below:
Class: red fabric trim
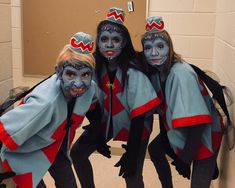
[145,20,164,31]
[13,173,33,188]
[19,98,25,105]
[2,160,33,188]
[194,144,214,160]
[212,131,223,150]
[0,121,19,150]
[70,37,94,52]
[42,121,67,163]
[88,102,97,111]
[2,160,12,171]
[176,144,214,160]
[172,115,212,128]
[114,128,129,141]
[130,97,161,119]
[107,11,125,22]
[198,78,209,96]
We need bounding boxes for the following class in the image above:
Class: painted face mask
[98,25,124,61]
[143,37,169,67]
[60,61,92,99]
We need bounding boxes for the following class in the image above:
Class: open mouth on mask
[70,87,86,95]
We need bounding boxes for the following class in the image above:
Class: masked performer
[70,7,161,188]
[0,32,101,188]
[139,16,224,188]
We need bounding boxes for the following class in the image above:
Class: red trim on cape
[2,160,33,188]
[13,173,33,188]
[212,131,223,150]
[172,115,212,128]
[198,78,209,96]
[130,97,161,119]
[113,127,151,141]
[88,101,97,111]
[41,120,67,163]
[0,121,19,150]
[114,128,129,141]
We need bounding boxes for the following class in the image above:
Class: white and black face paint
[59,62,92,100]
[143,38,169,67]
[98,25,125,62]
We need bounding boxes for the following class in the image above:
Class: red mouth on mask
[105,50,115,56]
[71,88,86,95]
[151,58,161,63]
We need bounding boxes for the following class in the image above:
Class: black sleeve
[179,124,205,164]
[83,103,103,137]
[126,113,145,157]
[85,103,102,125]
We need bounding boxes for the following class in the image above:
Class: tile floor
[1,151,216,188]
[43,153,216,188]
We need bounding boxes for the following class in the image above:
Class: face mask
[98,28,124,61]
[60,62,92,99]
[143,38,169,67]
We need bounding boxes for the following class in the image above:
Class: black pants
[36,148,77,188]
[70,131,149,188]
[148,133,218,188]
[148,133,176,188]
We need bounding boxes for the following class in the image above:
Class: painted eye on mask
[157,43,164,49]
[144,45,151,51]
[81,71,92,78]
[65,70,77,79]
[113,37,121,44]
[101,36,108,43]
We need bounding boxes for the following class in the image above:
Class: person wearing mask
[140,16,224,188]
[70,7,161,188]
[0,32,102,188]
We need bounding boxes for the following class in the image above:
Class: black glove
[79,124,111,158]
[114,144,138,178]
[96,135,111,159]
[171,157,191,179]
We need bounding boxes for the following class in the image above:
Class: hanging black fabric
[190,64,234,150]
[189,64,231,122]
[0,74,53,116]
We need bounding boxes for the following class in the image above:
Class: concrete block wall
[11,0,43,89]
[0,1,15,187]
[212,1,235,188]
[148,0,216,70]
[0,0,12,103]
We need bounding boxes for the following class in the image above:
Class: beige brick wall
[0,1,14,187]
[212,0,235,188]
[148,0,216,70]
[0,0,13,103]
